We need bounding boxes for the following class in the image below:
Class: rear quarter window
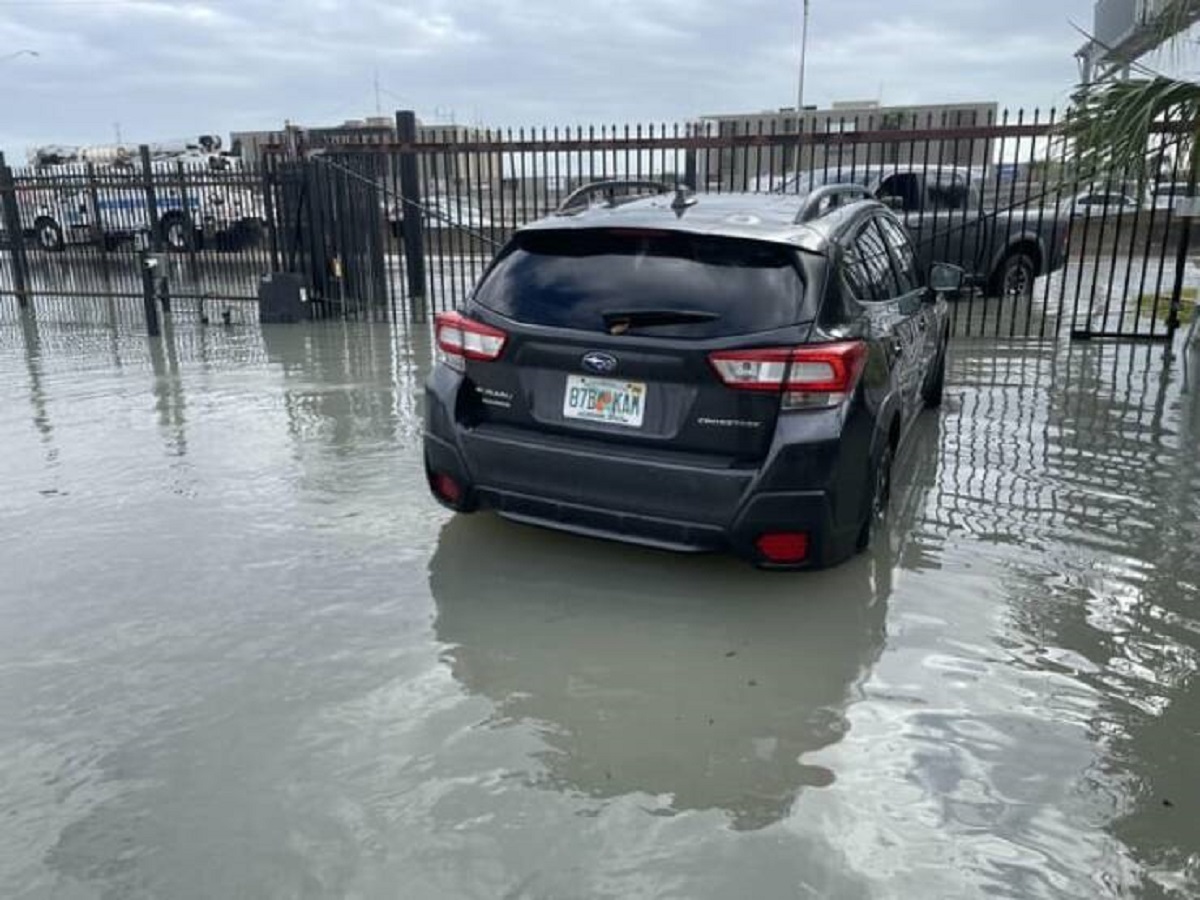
[472,229,810,338]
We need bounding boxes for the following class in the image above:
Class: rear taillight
[756,531,810,564]
[435,311,507,371]
[708,341,868,409]
[430,471,464,505]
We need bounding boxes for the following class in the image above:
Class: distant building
[695,101,999,189]
[230,117,498,190]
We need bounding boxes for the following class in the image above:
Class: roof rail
[795,185,874,224]
[556,179,678,214]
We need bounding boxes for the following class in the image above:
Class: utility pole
[374,67,382,117]
[792,0,811,182]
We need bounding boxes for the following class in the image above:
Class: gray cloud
[0,0,1094,158]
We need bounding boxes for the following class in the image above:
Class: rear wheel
[992,251,1036,300]
[159,212,193,252]
[922,335,948,408]
[856,441,894,552]
[34,216,64,252]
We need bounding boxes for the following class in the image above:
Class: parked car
[423,182,957,569]
[1149,182,1195,211]
[777,166,1069,298]
[388,195,494,236]
[1063,188,1141,217]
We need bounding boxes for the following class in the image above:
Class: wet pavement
[1,315,1199,899]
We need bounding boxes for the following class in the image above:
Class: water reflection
[430,415,941,831]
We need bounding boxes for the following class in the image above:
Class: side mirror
[929,262,965,295]
[880,195,906,211]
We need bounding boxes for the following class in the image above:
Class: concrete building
[695,100,999,189]
[230,118,498,191]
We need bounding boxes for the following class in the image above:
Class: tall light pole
[0,49,39,63]
[792,1,811,181]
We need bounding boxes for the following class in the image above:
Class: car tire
[856,441,894,553]
[34,216,65,252]
[991,250,1036,300]
[159,212,193,253]
[922,335,948,409]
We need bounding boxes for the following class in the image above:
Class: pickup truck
[780,165,1070,298]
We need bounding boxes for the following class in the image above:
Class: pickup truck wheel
[994,251,1036,299]
[34,216,65,252]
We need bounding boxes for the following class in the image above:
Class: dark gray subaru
[424,181,957,569]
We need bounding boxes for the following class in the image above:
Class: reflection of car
[428,412,939,832]
[777,166,1070,298]
[1063,189,1140,217]
[424,181,953,569]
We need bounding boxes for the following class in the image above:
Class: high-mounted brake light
[435,311,507,370]
[708,341,868,409]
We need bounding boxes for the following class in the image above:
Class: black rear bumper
[423,425,861,569]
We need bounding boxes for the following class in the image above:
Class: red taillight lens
[435,311,507,370]
[431,472,463,505]
[708,341,868,409]
[755,531,810,564]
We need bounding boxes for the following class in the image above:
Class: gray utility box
[258,273,310,323]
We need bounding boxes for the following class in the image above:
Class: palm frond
[1061,76,1200,184]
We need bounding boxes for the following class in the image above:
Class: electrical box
[258,273,310,323]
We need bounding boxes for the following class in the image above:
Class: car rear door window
[878,217,920,293]
[848,220,900,301]
[473,229,810,338]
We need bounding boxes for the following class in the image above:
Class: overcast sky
[1,0,1098,158]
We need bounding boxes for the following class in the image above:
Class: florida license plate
[562,375,647,428]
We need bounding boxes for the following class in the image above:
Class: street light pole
[792,0,811,183]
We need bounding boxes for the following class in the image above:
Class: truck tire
[992,250,1036,299]
[34,216,65,252]
[159,212,193,252]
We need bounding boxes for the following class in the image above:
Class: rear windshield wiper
[602,309,721,332]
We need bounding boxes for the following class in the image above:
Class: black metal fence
[2,108,1196,343]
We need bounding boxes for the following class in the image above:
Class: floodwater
[1,312,1198,899]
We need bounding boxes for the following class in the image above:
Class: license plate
[563,375,647,428]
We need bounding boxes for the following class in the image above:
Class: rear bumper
[424,428,853,566]
[423,360,873,567]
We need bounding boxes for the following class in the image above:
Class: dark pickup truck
[781,166,1070,297]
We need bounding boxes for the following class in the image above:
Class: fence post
[139,145,163,253]
[0,154,30,309]
[139,249,161,336]
[260,155,282,273]
[1166,154,1199,345]
[396,110,427,320]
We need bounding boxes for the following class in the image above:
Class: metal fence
[0,148,280,317]
[2,108,1196,344]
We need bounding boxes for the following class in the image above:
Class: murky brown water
[1,312,1198,899]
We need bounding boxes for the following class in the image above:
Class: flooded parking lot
[1,313,1198,898]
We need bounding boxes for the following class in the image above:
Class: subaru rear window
[472,229,808,338]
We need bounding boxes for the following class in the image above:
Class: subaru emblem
[581,352,618,375]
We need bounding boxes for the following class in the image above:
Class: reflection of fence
[2,109,1196,344]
